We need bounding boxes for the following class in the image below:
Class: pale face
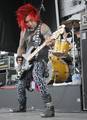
[25,15,37,30]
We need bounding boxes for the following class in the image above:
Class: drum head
[45,58,69,85]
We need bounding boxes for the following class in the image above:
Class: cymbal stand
[71,25,76,74]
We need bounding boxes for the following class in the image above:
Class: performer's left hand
[45,36,55,46]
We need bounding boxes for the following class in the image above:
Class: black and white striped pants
[16,60,50,107]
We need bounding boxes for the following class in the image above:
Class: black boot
[10,103,26,113]
[41,102,55,117]
[11,107,26,113]
[41,94,55,117]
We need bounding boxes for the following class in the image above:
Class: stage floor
[0,108,87,120]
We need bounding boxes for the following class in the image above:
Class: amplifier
[81,11,87,30]
[0,71,6,86]
[0,56,14,70]
[0,69,16,86]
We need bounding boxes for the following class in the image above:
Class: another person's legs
[16,80,26,111]
[11,79,26,112]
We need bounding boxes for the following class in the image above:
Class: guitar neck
[27,42,46,61]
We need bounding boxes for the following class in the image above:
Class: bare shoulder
[41,23,52,36]
[20,29,26,35]
[20,29,26,39]
[41,23,49,29]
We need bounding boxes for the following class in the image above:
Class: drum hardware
[71,26,76,74]
[53,71,60,83]
[62,19,80,74]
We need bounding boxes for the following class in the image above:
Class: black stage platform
[0,84,82,112]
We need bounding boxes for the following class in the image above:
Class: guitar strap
[32,22,43,48]
[31,22,45,59]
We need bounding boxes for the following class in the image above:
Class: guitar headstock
[51,24,65,39]
[58,24,65,34]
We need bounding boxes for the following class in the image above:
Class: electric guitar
[16,25,65,79]
[22,24,65,62]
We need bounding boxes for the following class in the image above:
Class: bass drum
[46,55,69,84]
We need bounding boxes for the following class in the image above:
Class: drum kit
[46,20,80,84]
[46,38,70,84]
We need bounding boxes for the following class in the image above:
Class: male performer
[11,3,55,117]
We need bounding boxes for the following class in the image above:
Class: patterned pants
[16,60,51,108]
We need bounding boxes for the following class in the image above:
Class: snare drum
[54,39,71,54]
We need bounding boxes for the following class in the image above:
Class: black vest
[24,22,49,62]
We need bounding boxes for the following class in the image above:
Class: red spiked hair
[16,3,40,31]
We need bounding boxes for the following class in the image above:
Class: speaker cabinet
[0,56,14,70]
[0,69,16,86]
[80,29,87,110]
[0,71,6,86]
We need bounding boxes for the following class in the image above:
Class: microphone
[40,0,45,12]
[41,3,45,11]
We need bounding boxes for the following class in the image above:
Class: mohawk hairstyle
[16,3,40,30]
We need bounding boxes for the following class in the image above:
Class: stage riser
[0,85,81,112]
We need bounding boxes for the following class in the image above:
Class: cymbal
[62,20,80,29]
[62,13,80,29]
